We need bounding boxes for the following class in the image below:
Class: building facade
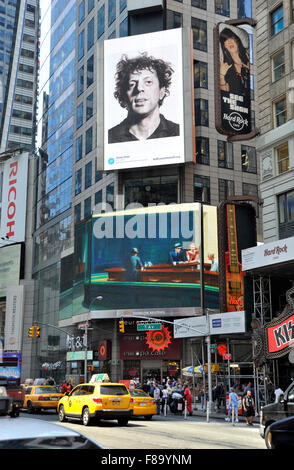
[29,0,261,388]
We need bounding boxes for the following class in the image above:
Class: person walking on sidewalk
[153,384,161,415]
[243,389,255,425]
[184,383,193,416]
[161,386,169,414]
[226,387,239,423]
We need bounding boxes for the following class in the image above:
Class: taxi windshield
[35,387,59,394]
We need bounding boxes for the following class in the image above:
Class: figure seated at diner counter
[186,243,199,263]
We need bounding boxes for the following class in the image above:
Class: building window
[77,65,84,96]
[78,30,84,61]
[85,161,92,189]
[241,145,257,173]
[86,127,93,154]
[196,137,209,165]
[273,96,287,127]
[276,142,289,174]
[95,159,103,183]
[271,49,285,82]
[78,0,85,25]
[194,61,208,88]
[215,0,230,16]
[278,191,294,238]
[194,175,210,204]
[192,17,207,52]
[195,99,209,126]
[75,169,82,196]
[76,103,83,129]
[74,203,81,223]
[88,0,94,13]
[124,176,178,207]
[271,5,284,36]
[218,179,235,202]
[120,0,127,12]
[120,17,128,37]
[87,17,94,51]
[242,182,259,216]
[95,190,102,206]
[86,92,93,120]
[106,183,114,209]
[166,10,183,29]
[191,0,206,9]
[108,0,116,26]
[84,196,92,218]
[237,0,252,18]
[218,140,233,169]
[97,5,105,38]
[76,135,83,162]
[87,55,94,87]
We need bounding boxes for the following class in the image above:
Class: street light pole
[84,295,102,382]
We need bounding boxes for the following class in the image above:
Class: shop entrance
[141,360,162,383]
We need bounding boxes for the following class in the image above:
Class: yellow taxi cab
[23,385,64,413]
[57,381,133,426]
[129,389,156,420]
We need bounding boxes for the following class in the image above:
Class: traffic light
[35,326,40,338]
[119,320,125,333]
[88,365,94,372]
[28,327,35,338]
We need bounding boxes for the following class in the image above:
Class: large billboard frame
[213,18,259,142]
[97,27,195,171]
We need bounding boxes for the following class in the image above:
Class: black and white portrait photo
[103,29,185,170]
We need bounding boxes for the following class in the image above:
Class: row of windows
[73,175,258,221]
[271,42,294,83]
[196,137,257,173]
[74,183,114,222]
[175,0,252,18]
[78,0,126,28]
[75,151,102,195]
[76,93,93,129]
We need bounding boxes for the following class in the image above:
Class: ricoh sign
[0,153,28,242]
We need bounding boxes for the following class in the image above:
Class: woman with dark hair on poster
[219,27,250,96]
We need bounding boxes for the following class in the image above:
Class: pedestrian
[226,387,239,423]
[199,385,205,411]
[184,384,193,416]
[243,381,254,397]
[61,380,68,394]
[153,384,161,415]
[213,383,221,410]
[242,389,255,425]
[161,386,168,414]
[274,385,284,403]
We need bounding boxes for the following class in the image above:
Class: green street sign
[137,323,162,331]
[210,344,218,349]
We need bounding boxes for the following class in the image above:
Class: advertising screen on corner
[104,28,185,170]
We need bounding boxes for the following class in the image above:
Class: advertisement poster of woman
[103,28,185,170]
[217,23,252,135]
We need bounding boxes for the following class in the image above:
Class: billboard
[214,23,252,137]
[4,285,24,351]
[0,152,28,243]
[242,237,293,272]
[0,244,22,298]
[101,28,193,170]
[64,203,219,320]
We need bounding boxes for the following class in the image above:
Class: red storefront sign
[267,314,294,354]
[120,328,181,361]
[98,340,111,360]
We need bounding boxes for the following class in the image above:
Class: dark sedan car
[268,415,294,449]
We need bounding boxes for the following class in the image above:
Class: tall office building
[30,0,260,384]
[0,0,39,153]
[256,1,294,242]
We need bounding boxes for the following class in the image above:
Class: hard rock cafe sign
[253,287,294,364]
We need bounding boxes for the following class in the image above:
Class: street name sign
[137,323,162,331]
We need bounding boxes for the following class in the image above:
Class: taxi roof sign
[89,373,110,383]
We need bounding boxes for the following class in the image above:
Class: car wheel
[265,426,273,450]
[118,418,129,426]
[82,407,91,426]
[27,401,34,414]
[59,405,67,422]
[144,415,153,420]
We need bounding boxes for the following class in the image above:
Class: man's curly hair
[113,52,174,109]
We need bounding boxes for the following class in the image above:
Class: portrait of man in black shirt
[108,53,180,144]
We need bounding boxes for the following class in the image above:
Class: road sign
[223,353,231,360]
[137,323,162,331]
[78,321,90,330]
[210,344,217,349]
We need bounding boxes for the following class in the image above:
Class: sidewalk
[157,405,260,424]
